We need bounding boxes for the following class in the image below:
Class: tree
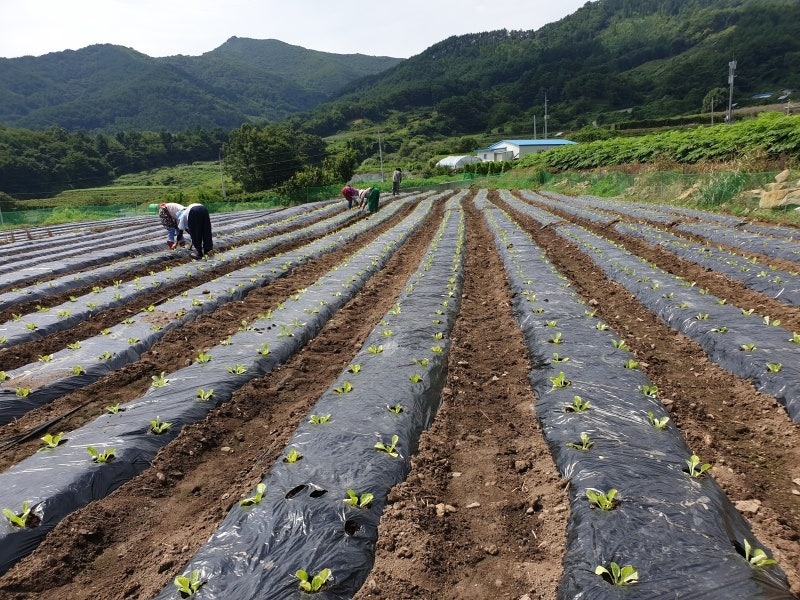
[223,124,304,192]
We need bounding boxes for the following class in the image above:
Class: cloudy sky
[0,0,591,59]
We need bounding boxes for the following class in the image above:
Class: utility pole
[710,96,714,125]
[727,59,737,124]
[219,150,226,199]
[378,130,385,182]
[544,94,549,140]
[533,115,537,139]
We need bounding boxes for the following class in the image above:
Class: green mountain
[292,0,800,138]
[0,38,402,132]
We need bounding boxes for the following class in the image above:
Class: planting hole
[344,519,361,536]
[309,489,327,499]
[285,484,307,499]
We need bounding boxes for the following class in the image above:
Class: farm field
[0,189,799,599]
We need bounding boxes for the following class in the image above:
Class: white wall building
[476,139,576,162]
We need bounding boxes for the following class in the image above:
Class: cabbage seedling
[409,374,423,383]
[87,446,116,463]
[174,569,204,597]
[257,343,270,356]
[309,414,331,425]
[740,343,756,352]
[612,339,629,350]
[38,432,65,450]
[2,501,32,528]
[685,454,711,478]
[640,385,658,398]
[586,488,618,511]
[227,364,247,375]
[15,388,31,397]
[150,416,172,435]
[347,364,362,374]
[368,345,383,354]
[375,435,400,458]
[0,371,7,381]
[595,562,638,586]
[296,568,331,593]
[343,489,373,509]
[239,483,267,507]
[67,341,81,350]
[566,396,590,412]
[567,432,593,451]
[388,403,404,414]
[105,403,122,414]
[284,449,303,463]
[549,371,570,389]
[151,372,169,387]
[623,359,639,369]
[549,332,564,344]
[743,539,777,568]
[334,381,353,394]
[195,352,212,363]
[552,353,569,363]
[196,388,214,402]
[647,412,669,429]
[766,362,782,373]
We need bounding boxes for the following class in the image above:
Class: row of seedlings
[0,195,424,424]
[0,195,413,349]
[154,195,466,600]
[0,194,442,575]
[503,192,800,423]
[517,191,800,306]
[476,191,794,599]
[0,199,340,296]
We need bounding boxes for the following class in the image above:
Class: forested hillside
[0,38,401,132]
[291,0,800,137]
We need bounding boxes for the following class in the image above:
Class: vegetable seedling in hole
[595,562,638,586]
[549,371,570,389]
[567,432,594,451]
[586,488,618,511]
[196,388,214,402]
[296,568,332,593]
[284,449,303,463]
[647,412,669,429]
[343,489,374,509]
[105,403,123,414]
[743,539,777,568]
[38,432,65,450]
[87,446,116,463]
[375,435,400,458]
[174,569,204,597]
[766,362,782,373]
[309,414,331,425]
[685,454,711,478]
[151,372,169,387]
[334,381,353,394]
[565,396,590,412]
[388,403,404,414]
[3,501,33,528]
[150,416,172,435]
[239,483,267,507]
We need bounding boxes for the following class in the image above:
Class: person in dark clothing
[178,203,213,259]
[392,167,402,196]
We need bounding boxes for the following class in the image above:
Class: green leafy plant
[431,345,443,353]
[585,488,619,511]
[567,432,594,451]
[647,412,669,429]
[623,358,639,369]
[227,364,247,375]
[552,353,569,363]
[640,385,658,398]
[196,388,214,402]
[549,332,564,344]
[740,343,756,352]
[257,343,271,356]
[685,454,711,478]
[334,381,353,394]
[375,434,400,458]
[789,332,800,344]
[347,364,362,374]
[0,371,7,381]
[743,539,777,569]
[710,326,728,333]
[2,501,33,528]
[566,395,590,413]
[151,371,169,387]
[25,323,37,331]
[612,339,629,350]
[388,403,404,414]
[195,351,212,363]
[284,448,303,463]
[595,562,639,586]
[15,388,31,397]
[409,373,423,383]
[549,371,570,389]
[368,344,383,354]
[174,569,204,597]
[596,322,609,331]
[296,568,332,593]
[239,483,267,507]
[150,416,172,435]
[309,414,331,425]
[766,362,782,373]
[38,432,65,450]
[87,446,116,463]
[105,403,122,414]
[343,489,374,509]
[67,341,81,350]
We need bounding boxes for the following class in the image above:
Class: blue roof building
[476,139,576,162]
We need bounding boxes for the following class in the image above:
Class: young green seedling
[623,358,639,369]
[174,569,204,597]
[284,449,303,463]
[196,388,214,402]
[2,501,33,528]
[743,539,777,568]
[368,344,383,354]
[296,568,332,593]
[151,371,169,387]
[409,373,423,383]
[15,388,31,398]
[150,416,172,435]
[685,454,711,478]
[766,362,782,373]
[105,403,122,414]
[595,562,638,586]
[309,414,331,425]
[227,364,247,375]
[640,385,658,398]
[343,489,374,509]
[388,403,404,414]
[549,332,564,344]
[647,412,669,429]
[565,396,590,413]
[347,364,362,374]
[552,353,569,363]
[549,371,570,389]
[585,488,619,511]
[334,381,353,394]
[87,446,116,463]
[257,343,271,356]
[567,432,594,451]
[195,351,212,363]
[38,432,65,450]
[239,483,267,507]
[375,434,400,458]
[740,343,756,352]
[612,339,629,351]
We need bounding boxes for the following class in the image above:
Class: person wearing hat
[158,202,213,259]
